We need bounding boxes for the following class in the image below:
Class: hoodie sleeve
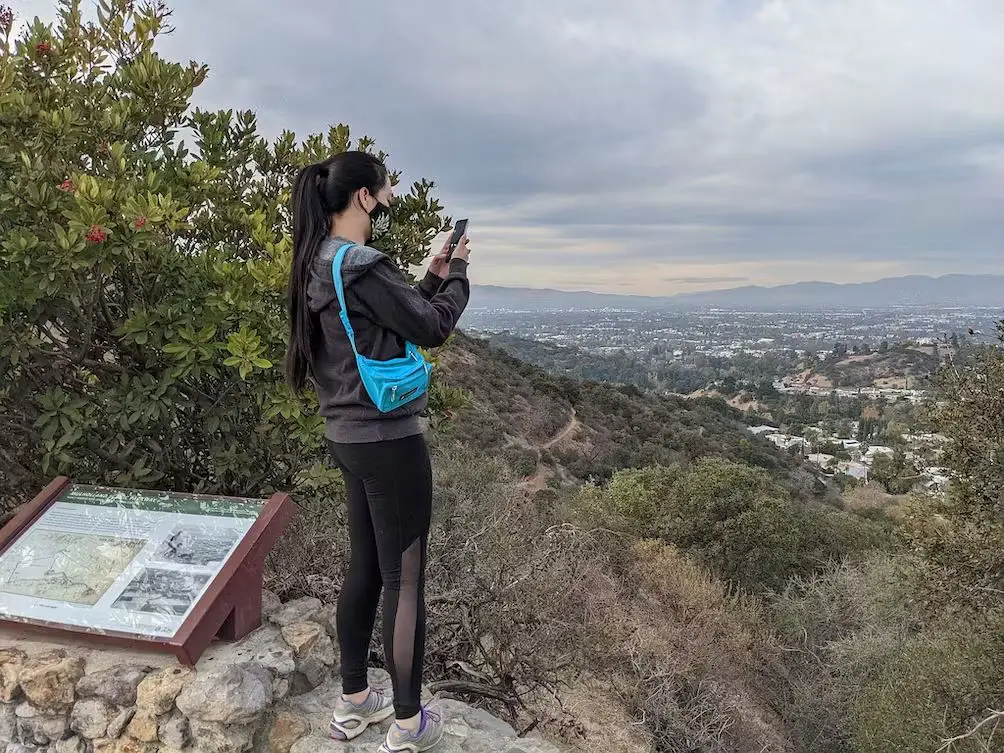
[350,257,470,348]
[415,270,443,300]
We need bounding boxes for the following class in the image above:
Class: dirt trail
[541,408,578,450]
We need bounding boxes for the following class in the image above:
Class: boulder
[175,664,271,726]
[157,711,189,749]
[69,697,117,739]
[280,623,323,658]
[106,707,134,739]
[54,736,88,753]
[76,666,151,707]
[269,598,323,627]
[188,719,254,753]
[135,667,193,715]
[14,701,68,746]
[18,652,85,710]
[267,711,309,753]
[125,709,159,742]
[206,626,295,678]
[0,650,26,703]
[0,704,16,744]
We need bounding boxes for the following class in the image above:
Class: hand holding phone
[446,218,468,260]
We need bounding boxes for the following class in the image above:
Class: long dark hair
[286,151,389,390]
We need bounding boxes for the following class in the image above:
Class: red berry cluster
[134,216,147,230]
[58,179,75,193]
[35,42,52,56]
[85,226,107,244]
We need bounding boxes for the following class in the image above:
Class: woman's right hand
[451,234,471,262]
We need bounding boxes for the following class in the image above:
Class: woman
[286,150,470,752]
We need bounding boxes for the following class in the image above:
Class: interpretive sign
[0,477,293,664]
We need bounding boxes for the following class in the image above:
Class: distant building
[864,445,895,462]
[807,453,837,468]
[838,462,870,481]
[748,425,780,436]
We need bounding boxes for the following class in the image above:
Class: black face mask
[367,199,392,243]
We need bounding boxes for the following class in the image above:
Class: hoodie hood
[307,237,385,314]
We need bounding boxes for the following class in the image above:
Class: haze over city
[17,0,1004,295]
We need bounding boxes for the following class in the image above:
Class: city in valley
[462,305,1002,495]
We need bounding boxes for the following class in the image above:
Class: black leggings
[328,434,432,719]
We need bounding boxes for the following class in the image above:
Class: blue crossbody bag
[331,242,432,412]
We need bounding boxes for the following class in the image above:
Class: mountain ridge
[469,273,1004,310]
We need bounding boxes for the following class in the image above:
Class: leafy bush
[905,322,1004,620]
[0,0,453,512]
[577,457,885,590]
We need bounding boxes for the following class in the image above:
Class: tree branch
[938,710,1004,752]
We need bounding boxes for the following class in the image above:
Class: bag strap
[331,242,361,358]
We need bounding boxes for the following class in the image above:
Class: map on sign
[0,484,263,639]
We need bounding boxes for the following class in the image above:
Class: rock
[70,697,116,739]
[268,711,309,753]
[204,626,295,678]
[272,678,290,701]
[116,740,159,753]
[54,736,88,753]
[106,708,134,739]
[282,623,336,694]
[318,605,338,638]
[157,712,189,749]
[175,664,271,725]
[0,704,15,744]
[188,719,254,753]
[262,590,282,618]
[440,699,517,739]
[5,744,36,753]
[135,667,192,715]
[125,709,158,742]
[0,650,26,703]
[92,739,117,753]
[15,701,68,745]
[269,598,323,627]
[76,666,151,708]
[280,623,324,658]
[18,652,85,710]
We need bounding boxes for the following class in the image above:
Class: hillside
[471,274,1004,310]
[480,331,655,389]
[437,333,815,493]
[787,346,943,389]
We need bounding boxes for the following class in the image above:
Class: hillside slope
[437,334,814,493]
[787,346,943,389]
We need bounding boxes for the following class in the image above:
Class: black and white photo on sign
[151,524,242,567]
[111,567,211,616]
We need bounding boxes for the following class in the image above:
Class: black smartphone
[446,218,468,259]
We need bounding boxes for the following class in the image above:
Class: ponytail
[285,163,329,390]
[285,151,389,390]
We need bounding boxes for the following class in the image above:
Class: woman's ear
[357,186,374,212]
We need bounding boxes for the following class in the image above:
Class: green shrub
[0,0,454,511]
[576,457,886,590]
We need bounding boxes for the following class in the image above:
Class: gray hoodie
[307,236,470,443]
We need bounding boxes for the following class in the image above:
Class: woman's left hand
[428,237,454,279]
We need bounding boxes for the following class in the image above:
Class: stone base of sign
[0,591,565,753]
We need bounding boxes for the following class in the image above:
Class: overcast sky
[17,0,1004,294]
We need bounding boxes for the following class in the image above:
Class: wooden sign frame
[0,477,293,665]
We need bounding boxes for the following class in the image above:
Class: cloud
[15,0,1004,293]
